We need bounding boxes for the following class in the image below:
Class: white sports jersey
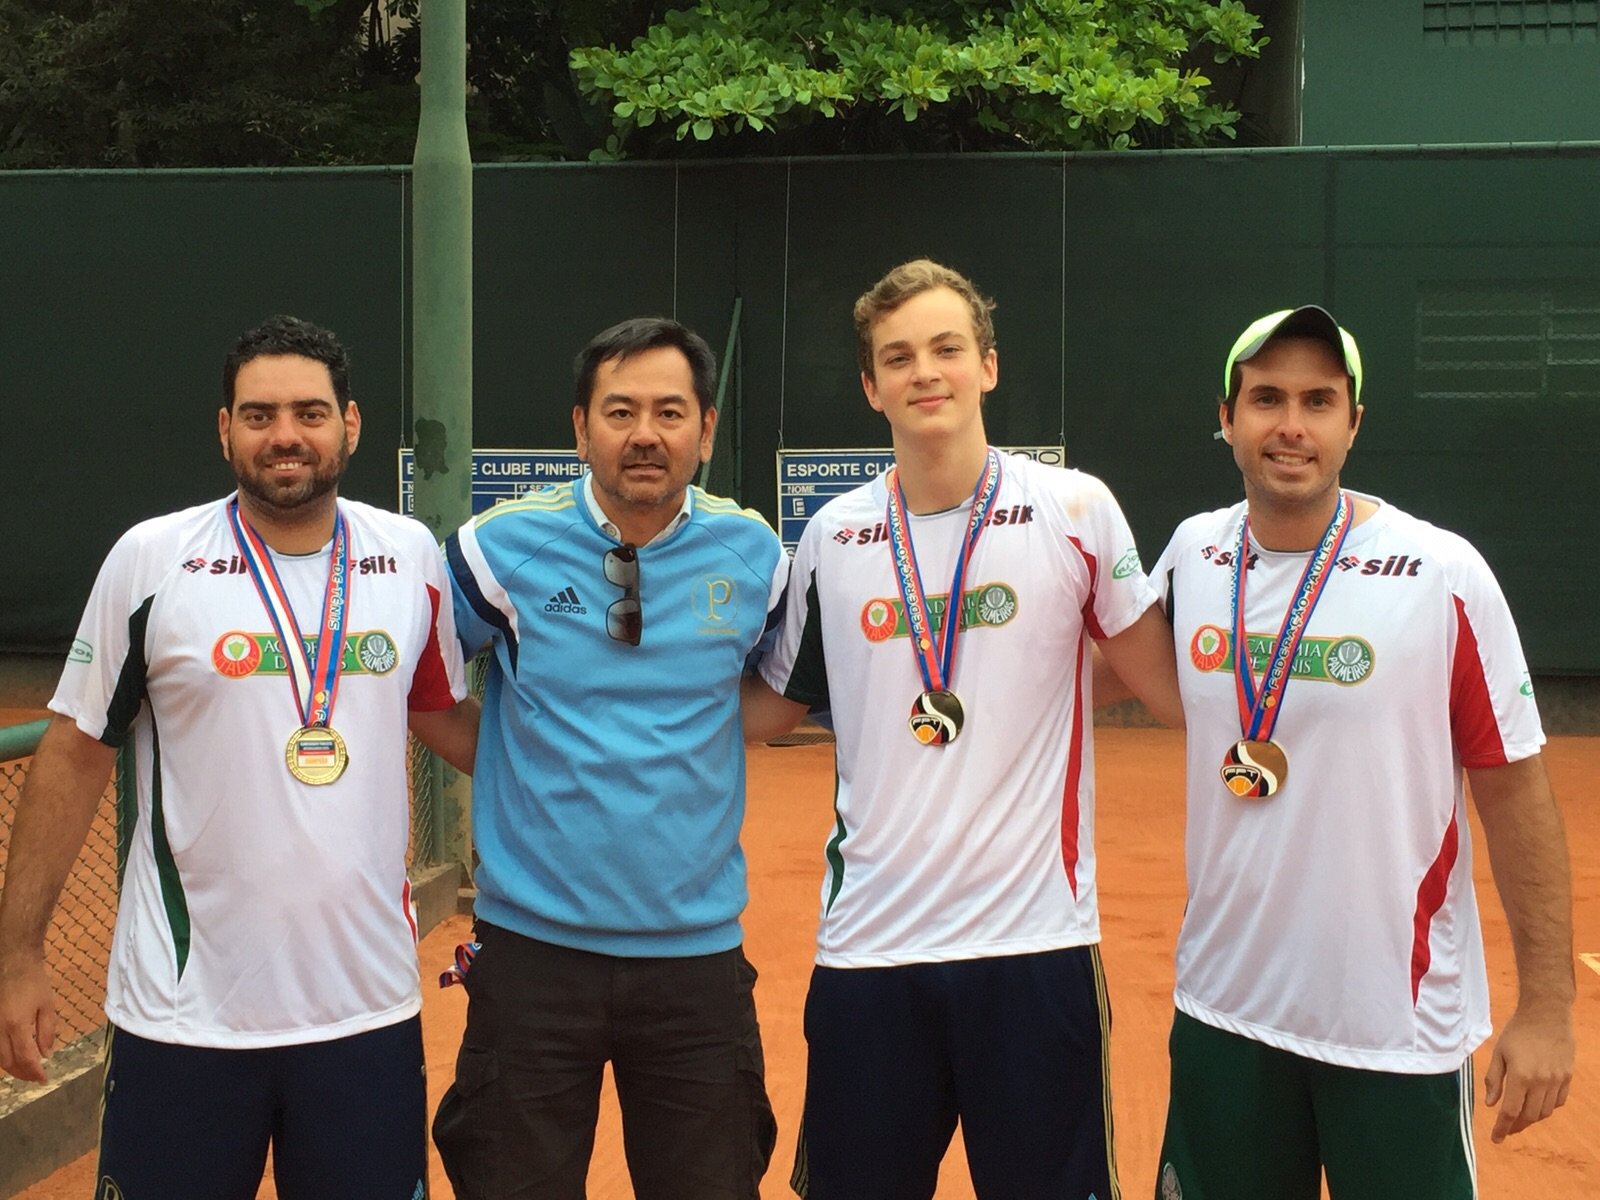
[759,453,1158,967]
[50,496,466,1049]
[1152,494,1544,1073]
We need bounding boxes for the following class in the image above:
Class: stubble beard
[232,437,350,524]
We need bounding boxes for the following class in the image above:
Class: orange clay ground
[12,728,1600,1199]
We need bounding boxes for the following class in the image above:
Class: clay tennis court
[11,727,1600,1198]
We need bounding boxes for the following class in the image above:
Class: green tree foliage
[569,0,1267,158]
[0,0,1266,168]
[377,0,688,161]
[0,0,417,168]
[0,0,676,166]
[453,1,693,159]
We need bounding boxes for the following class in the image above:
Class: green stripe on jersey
[146,719,192,978]
[823,774,848,916]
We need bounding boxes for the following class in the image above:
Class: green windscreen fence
[2,147,1595,670]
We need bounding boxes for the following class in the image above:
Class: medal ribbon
[227,498,351,729]
[1229,492,1352,743]
[884,448,1004,694]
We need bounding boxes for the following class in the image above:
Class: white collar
[581,472,693,547]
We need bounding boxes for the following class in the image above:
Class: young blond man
[745,259,1180,1199]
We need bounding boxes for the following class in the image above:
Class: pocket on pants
[432,1046,502,1199]
[736,952,778,1189]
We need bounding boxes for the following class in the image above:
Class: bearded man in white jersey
[0,316,479,1200]
[744,258,1182,1200]
[1143,307,1575,1199]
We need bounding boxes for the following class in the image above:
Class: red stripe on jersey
[1059,635,1088,899]
[408,583,457,712]
[1410,811,1460,1003]
[1065,536,1107,639]
[1449,594,1508,769]
[402,877,418,943]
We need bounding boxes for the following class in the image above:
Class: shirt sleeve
[443,515,513,668]
[1446,541,1545,768]
[745,535,792,670]
[407,532,470,712]
[1150,528,1182,619]
[757,523,828,708]
[49,528,156,745]
[1066,474,1160,642]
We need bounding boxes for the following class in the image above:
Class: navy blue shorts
[794,945,1118,1200]
[96,1016,427,1200]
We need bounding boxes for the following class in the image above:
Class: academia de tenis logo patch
[860,582,1018,642]
[1187,627,1375,686]
[212,631,400,678]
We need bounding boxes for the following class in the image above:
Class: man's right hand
[0,951,57,1083]
[0,714,119,1084]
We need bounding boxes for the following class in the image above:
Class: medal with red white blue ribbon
[1220,491,1352,798]
[227,497,352,785]
[884,448,1004,746]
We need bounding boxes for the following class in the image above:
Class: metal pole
[412,0,473,880]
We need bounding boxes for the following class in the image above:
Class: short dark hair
[223,315,352,412]
[573,318,717,414]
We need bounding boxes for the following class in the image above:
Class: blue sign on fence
[397,449,585,516]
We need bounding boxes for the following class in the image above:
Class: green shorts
[1156,1010,1476,1200]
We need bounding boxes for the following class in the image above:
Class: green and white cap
[1224,306,1363,402]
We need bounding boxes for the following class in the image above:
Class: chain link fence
[408,731,439,868]
[0,722,119,1114]
[3,713,461,1113]
[408,650,488,869]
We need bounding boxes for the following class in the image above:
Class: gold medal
[286,725,349,785]
[909,689,964,746]
[1220,738,1288,798]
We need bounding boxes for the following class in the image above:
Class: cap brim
[1233,306,1343,365]
[1225,305,1362,402]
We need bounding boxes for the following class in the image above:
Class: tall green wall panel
[1302,0,1600,146]
[2,148,1595,670]
[1,169,407,651]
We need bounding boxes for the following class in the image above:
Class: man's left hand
[1483,1006,1574,1142]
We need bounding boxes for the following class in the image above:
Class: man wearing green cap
[1143,306,1575,1198]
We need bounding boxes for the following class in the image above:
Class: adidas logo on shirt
[544,586,587,615]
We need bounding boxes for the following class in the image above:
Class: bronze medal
[286,725,349,785]
[909,689,964,746]
[884,452,1004,751]
[1219,738,1288,798]
[1222,495,1352,804]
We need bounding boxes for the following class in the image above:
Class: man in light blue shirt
[435,317,786,1200]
